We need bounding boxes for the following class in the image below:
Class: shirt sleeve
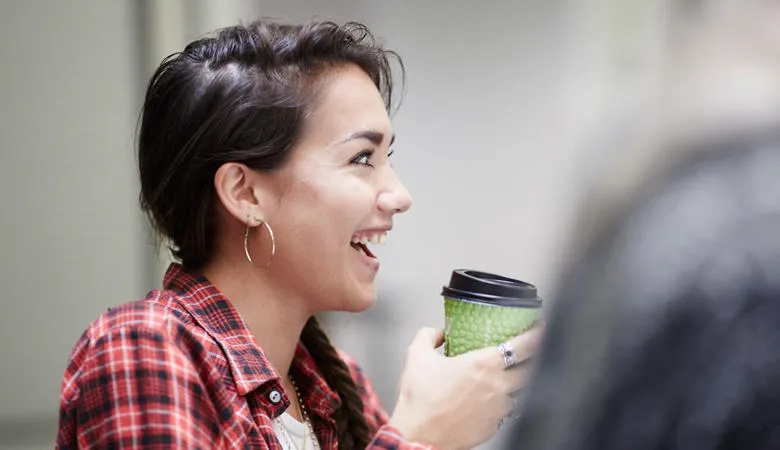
[57,325,224,449]
[338,350,437,450]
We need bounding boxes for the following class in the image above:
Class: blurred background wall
[0,0,665,448]
[0,2,147,449]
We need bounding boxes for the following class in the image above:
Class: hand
[388,324,544,450]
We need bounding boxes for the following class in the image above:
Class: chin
[342,285,377,312]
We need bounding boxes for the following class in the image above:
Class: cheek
[296,177,374,226]
[274,178,368,262]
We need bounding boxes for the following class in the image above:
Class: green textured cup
[442,269,542,357]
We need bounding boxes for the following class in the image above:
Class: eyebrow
[338,130,395,147]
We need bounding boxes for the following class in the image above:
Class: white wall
[0,0,146,446]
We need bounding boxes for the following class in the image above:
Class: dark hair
[507,129,780,450]
[138,19,404,450]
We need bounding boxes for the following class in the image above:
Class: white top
[273,412,321,450]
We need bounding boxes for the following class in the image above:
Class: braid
[300,316,371,450]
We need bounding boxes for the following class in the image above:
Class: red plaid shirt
[56,263,433,449]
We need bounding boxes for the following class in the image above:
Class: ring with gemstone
[497,341,518,369]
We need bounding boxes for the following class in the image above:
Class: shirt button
[269,390,282,404]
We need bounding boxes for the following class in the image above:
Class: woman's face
[260,64,412,312]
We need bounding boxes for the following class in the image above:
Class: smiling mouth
[350,241,376,258]
[350,232,387,259]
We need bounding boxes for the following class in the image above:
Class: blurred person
[54,19,542,450]
[508,127,780,450]
[505,0,780,448]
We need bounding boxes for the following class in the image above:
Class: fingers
[504,323,544,365]
[467,323,545,371]
[498,363,533,393]
[497,392,514,418]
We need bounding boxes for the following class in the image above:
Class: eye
[350,150,375,167]
[387,148,395,158]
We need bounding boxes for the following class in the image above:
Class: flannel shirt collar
[162,263,341,417]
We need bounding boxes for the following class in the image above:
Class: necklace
[291,376,319,449]
[275,416,299,450]
[275,376,319,450]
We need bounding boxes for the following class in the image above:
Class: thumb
[410,327,444,349]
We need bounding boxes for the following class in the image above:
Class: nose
[377,167,412,214]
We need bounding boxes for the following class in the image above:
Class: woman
[56,20,542,449]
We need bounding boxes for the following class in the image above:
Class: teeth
[351,232,388,246]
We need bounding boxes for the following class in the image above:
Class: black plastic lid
[440,269,542,307]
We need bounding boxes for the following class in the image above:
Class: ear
[213,162,270,225]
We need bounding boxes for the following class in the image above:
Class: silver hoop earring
[244,216,276,268]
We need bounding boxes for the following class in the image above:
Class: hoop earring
[244,215,276,268]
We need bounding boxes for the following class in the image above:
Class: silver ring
[498,341,518,369]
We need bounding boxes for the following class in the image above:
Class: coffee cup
[441,269,542,356]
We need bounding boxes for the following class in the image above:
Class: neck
[202,256,312,382]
